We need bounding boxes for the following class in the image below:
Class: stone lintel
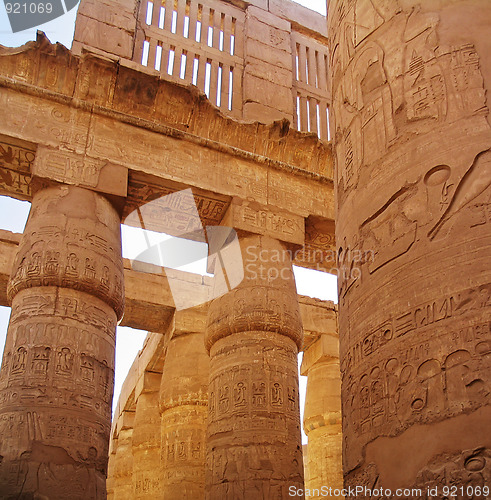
[0,230,20,306]
[0,35,334,182]
[300,333,340,376]
[135,371,162,400]
[33,145,128,197]
[222,197,305,246]
[0,85,333,220]
[116,410,136,435]
[299,296,337,347]
[173,304,208,337]
[122,260,176,333]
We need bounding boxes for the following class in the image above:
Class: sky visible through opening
[0,0,332,443]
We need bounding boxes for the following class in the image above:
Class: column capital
[173,303,209,337]
[206,233,303,351]
[7,184,125,319]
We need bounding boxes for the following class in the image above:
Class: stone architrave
[0,185,124,498]
[329,0,491,493]
[205,234,305,499]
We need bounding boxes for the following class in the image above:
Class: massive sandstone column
[0,185,124,498]
[301,333,343,499]
[329,0,491,494]
[132,372,162,498]
[160,307,209,498]
[110,411,135,498]
[205,234,304,499]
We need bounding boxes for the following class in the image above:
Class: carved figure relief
[414,447,491,498]
[11,347,27,374]
[343,321,491,448]
[233,382,246,408]
[0,139,34,198]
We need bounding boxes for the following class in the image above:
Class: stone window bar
[134,0,331,135]
[292,31,330,140]
[137,0,245,117]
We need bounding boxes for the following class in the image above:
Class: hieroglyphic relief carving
[205,234,304,498]
[36,149,101,187]
[330,0,491,491]
[207,346,300,434]
[0,136,35,199]
[32,147,127,197]
[158,326,209,499]
[123,173,230,236]
[8,187,124,317]
[222,199,305,246]
[333,40,397,195]
[0,184,123,499]
[332,4,490,206]
[207,285,302,351]
[337,147,491,300]
[1,291,116,412]
[342,316,491,472]
[74,55,117,107]
[413,447,491,498]
[0,435,108,498]
[130,389,162,499]
[208,333,301,498]
[428,149,491,240]
[343,148,491,286]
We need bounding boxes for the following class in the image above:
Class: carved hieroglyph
[205,234,305,499]
[0,185,124,498]
[329,0,491,494]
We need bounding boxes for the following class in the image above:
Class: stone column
[106,432,118,499]
[132,372,162,498]
[205,234,304,499]
[301,334,343,499]
[329,0,491,493]
[0,185,124,498]
[160,306,209,498]
[111,411,135,499]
